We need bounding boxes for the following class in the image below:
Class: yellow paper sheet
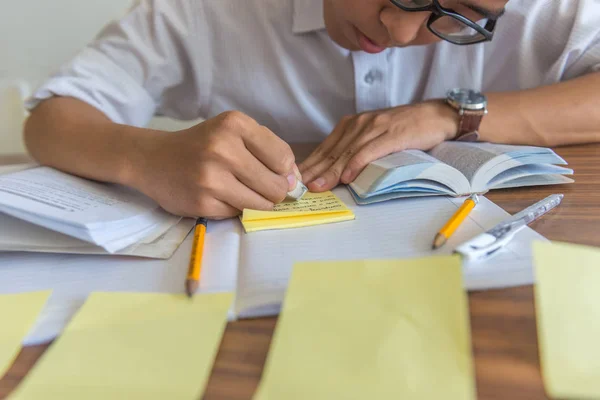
[0,291,51,378]
[241,191,355,233]
[254,256,476,400]
[9,292,233,400]
[534,241,600,399]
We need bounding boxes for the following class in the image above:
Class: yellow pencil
[185,217,208,298]
[432,194,479,250]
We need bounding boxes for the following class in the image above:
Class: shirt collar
[292,0,326,34]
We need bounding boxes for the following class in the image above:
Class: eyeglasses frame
[389,0,498,45]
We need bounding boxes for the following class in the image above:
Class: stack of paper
[0,212,195,259]
[0,167,182,253]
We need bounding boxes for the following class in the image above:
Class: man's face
[323,0,508,52]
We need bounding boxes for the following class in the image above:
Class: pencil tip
[185,280,198,299]
[432,234,446,250]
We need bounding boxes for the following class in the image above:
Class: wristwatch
[446,88,488,142]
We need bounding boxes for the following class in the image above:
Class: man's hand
[299,101,459,192]
[135,111,300,219]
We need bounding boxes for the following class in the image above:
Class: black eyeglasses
[389,0,498,45]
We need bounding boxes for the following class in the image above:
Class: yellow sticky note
[9,292,233,400]
[241,191,355,233]
[0,291,51,378]
[254,256,475,400]
[534,241,600,399]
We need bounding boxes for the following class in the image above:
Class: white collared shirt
[27,0,600,143]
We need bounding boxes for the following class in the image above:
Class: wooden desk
[1,144,599,400]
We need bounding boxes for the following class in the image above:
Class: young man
[24,0,600,219]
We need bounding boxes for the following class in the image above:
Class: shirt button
[364,69,383,85]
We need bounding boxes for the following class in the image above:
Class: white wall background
[0,0,194,155]
[0,0,132,154]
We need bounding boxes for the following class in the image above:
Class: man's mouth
[355,28,386,54]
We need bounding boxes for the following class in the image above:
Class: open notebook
[349,142,573,204]
[2,187,546,345]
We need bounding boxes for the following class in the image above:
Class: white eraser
[286,181,308,200]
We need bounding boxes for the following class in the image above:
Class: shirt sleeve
[546,1,600,80]
[517,0,600,85]
[25,0,211,127]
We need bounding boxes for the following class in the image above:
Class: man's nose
[380,7,430,45]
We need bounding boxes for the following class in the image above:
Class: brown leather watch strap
[456,109,486,142]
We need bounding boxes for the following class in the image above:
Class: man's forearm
[24,97,163,188]
[481,72,600,147]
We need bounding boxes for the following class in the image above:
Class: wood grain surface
[1,143,599,399]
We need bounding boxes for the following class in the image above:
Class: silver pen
[454,194,564,262]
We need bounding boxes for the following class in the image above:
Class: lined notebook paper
[241,191,354,233]
[0,218,241,346]
[0,291,51,378]
[9,292,232,400]
[254,257,475,400]
[0,188,544,346]
[534,241,600,399]
[235,187,545,318]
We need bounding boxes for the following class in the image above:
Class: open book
[0,166,192,257]
[349,142,573,204]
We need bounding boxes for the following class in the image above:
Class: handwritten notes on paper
[534,241,600,399]
[254,256,476,400]
[9,292,233,400]
[241,191,355,233]
[0,291,51,378]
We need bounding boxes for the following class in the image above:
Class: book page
[428,142,568,192]
[372,149,440,169]
[9,292,232,400]
[0,166,180,252]
[0,167,158,226]
[254,257,475,400]
[234,187,545,318]
[428,142,504,183]
[351,149,470,198]
[0,213,194,259]
[351,150,441,195]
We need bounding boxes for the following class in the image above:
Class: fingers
[244,125,297,177]
[211,111,300,194]
[194,163,274,213]
[232,148,291,204]
[303,114,389,192]
[298,116,350,182]
[193,198,239,220]
[291,163,303,182]
[243,124,302,193]
[342,133,407,184]
[218,175,277,212]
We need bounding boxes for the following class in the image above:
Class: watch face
[447,88,487,110]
